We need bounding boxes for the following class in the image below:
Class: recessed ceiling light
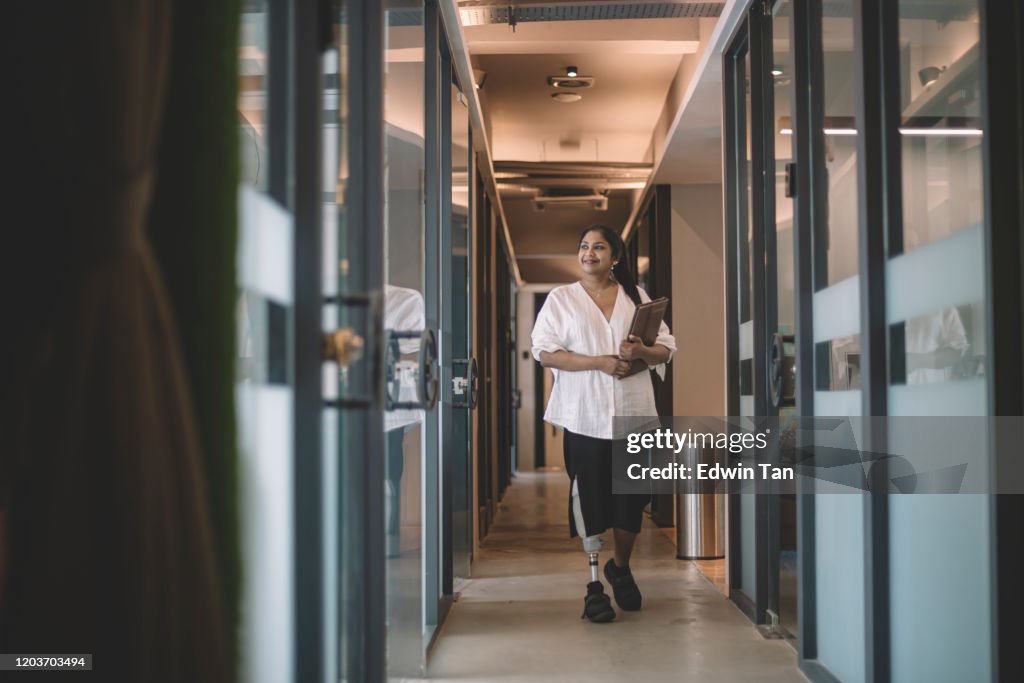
[551,92,582,103]
[771,68,783,76]
[566,65,579,78]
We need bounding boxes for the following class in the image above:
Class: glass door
[887,3,991,678]
[724,19,759,621]
[445,54,475,586]
[236,3,297,682]
[383,1,434,676]
[767,0,798,641]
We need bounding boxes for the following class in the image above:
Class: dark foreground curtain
[1,3,230,680]
[149,0,242,671]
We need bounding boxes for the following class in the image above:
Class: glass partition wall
[447,59,474,586]
[723,0,1022,681]
[235,2,479,680]
[887,3,991,680]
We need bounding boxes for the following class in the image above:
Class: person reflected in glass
[905,308,969,384]
[384,284,425,559]
[531,224,676,623]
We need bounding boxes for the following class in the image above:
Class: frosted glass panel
[890,496,991,682]
[888,379,986,417]
[238,186,294,304]
[814,390,861,417]
[813,275,859,343]
[739,395,754,417]
[816,495,866,683]
[886,224,983,324]
[739,320,754,361]
[237,385,294,683]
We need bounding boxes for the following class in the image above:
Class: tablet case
[623,297,669,377]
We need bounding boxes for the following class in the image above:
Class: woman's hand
[595,354,631,378]
[619,336,671,366]
[618,335,646,362]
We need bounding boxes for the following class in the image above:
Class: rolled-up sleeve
[531,294,567,361]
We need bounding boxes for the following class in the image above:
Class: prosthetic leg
[573,479,615,622]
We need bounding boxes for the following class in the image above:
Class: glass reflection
[820,1,858,286]
[771,0,797,640]
[384,1,426,676]
[239,1,268,190]
[888,2,986,389]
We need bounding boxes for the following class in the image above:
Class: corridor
[425,472,805,683]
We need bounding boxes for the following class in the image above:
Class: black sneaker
[581,581,616,623]
[603,559,642,611]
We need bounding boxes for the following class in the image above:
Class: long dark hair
[578,224,642,306]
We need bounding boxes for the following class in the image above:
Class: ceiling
[460,1,726,284]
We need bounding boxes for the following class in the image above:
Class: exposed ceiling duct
[494,161,652,191]
[458,1,725,25]
[531,189,610,211]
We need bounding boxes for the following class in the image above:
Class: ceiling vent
[532,189,608,211]
[548,75,595,89]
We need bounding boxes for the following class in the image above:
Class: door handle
[385,328,440,411]
[768,332,796,408]
[452,357,478,409]
[322,292,382,410]
[322,327,364,367]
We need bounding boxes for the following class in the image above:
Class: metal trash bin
[675,444,726,559]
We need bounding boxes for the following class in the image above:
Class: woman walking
[531,224,676,623]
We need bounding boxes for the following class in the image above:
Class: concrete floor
[416,471,807,683]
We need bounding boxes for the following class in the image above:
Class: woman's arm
[618,335,672,365]
[539,350,631,377]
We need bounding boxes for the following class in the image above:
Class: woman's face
[578,230,615,277]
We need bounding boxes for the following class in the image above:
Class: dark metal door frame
[723,15,753,622]
[339,1,387,680]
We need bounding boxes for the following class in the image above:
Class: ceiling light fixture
[771,68,783,76]
[566,66,579,78]
[551,92,582,103]
[779,127,982,137]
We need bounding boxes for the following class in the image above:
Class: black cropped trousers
[563,428,650,538]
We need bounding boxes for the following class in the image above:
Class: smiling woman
[531,223,676,623]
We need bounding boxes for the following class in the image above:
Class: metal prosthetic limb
[572,478,604,582]
[583,536,603,581]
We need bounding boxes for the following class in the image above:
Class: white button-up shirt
[384,284,425,432]
[531,282,676,440]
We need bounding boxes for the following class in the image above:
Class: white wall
[515,290,537,471]
[670,183,726,416]
[515,284,561,471]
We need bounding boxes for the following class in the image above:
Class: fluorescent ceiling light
[779,127,983,137]
[899,127,983,137]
